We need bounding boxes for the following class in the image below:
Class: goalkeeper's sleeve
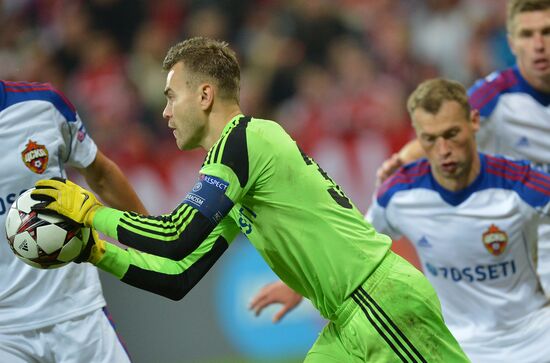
[92,217,240,300]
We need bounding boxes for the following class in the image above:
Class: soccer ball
[4,188,89,269]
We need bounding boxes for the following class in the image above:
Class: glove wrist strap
[88,238,106,265]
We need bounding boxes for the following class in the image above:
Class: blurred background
[0,0,514,362]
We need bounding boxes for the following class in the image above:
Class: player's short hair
[163,36,240,102]
[507,0,550,33]
[407,78,470,119]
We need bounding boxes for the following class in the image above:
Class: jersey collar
[221,113,246,137]
[513,65,550,106]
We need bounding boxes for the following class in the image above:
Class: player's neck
[434,154,481,192]
[519,67,550,93]
[201,104,242,150]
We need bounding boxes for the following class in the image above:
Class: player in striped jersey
[30,37,469,362]
[0,81,146,362]
[251,78,550,362]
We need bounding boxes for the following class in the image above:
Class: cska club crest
[482,224,508,256]
[21,139,49,174]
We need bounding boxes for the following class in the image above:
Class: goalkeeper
[32,36,469,362]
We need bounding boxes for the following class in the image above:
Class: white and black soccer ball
[4,188,89,269]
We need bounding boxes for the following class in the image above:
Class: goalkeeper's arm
[81,218,239,300]
[32,149,149,226]
[32,173,235,262]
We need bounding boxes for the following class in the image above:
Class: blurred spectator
[409,0,489,84]
[148,0,187,37]
[83,0,145,52]
[185,6,229,40]
[466,1,516,80]
[275,63,332,152]
[128,21,175,138]
[68,30,146,161]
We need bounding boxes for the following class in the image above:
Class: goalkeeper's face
[163,62,208,150]
[413,100,480,191]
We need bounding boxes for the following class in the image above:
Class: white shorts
[0,307,131,363]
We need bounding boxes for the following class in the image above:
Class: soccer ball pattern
[4,188,89,269]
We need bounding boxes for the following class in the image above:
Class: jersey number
[299,148,352,209]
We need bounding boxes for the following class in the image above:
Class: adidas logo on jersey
[515,136,530,148]
[417,236,432,248]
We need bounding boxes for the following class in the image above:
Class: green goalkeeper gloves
[31,177,103,227]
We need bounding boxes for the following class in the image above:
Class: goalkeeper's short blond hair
[163,37,240,102]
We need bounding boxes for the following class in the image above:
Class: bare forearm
[78,150,147,214]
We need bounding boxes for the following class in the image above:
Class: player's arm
[33,118,253,262]
[32,168,238,262]
[97,163,242,261]
[249,280,303,323]
[376,139,424,185]
[31,167,241,299]
[89,217,240,300]
[76,150,148,214]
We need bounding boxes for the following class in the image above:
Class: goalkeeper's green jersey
[94,114,392,319]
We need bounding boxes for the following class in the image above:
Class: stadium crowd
[0,0,513,208]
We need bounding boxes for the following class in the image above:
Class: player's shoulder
[376,159,432,207]
[202,115,293,188]
[0,80,77,122]
[467,67,520,117]
[203,115,254,187]
[246,116,287,137]
[205,115,286,163]
[483,153,550,207]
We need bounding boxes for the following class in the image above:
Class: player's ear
[507,32,518,57]
[470,109,480,133]
[199,83,214,111]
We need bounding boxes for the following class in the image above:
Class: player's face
[508,9,550,90]
[413,100,480,191]
[163,62,207,150]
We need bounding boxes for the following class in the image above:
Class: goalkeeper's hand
[75,228,106,265]
[31,177,103,227]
